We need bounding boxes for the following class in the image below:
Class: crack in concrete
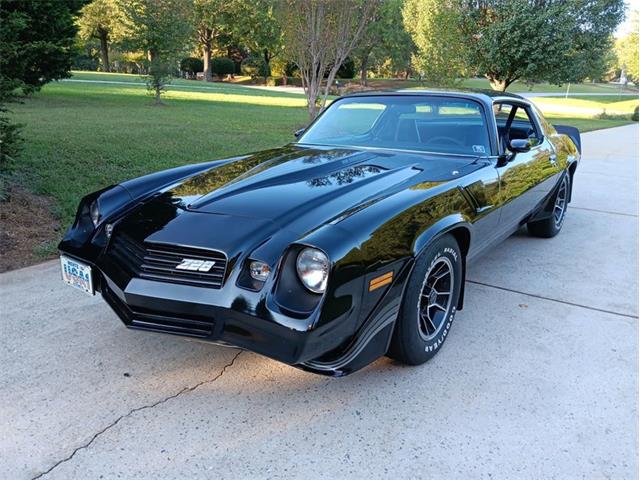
[467,280,638,319]
[569,205,638,218]
[31,350,243,480]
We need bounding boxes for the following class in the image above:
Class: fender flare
[413,215,472,310]
[528,169,572,223]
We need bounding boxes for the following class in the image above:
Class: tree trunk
[360,49,371,87]
[201,28,212,82]
[147,49,162,106]
[98,30,110,73]
[307,83,319,119]
[320,65,341,112]
[302,76,319,119]
[487,75,513,92]
[263,49,272,82]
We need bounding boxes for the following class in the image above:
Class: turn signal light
[249,261,270,282]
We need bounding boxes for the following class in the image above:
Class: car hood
[116,145,481,258]
[162,145,475,221]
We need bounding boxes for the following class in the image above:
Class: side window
[493,102,542,149]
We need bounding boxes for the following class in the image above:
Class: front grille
[102,285,214,337]
[108,233,227,289]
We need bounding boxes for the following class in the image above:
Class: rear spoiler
[553,125,581,154]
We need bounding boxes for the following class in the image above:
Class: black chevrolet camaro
[59,90,581,376]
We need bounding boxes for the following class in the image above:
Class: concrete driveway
[1,125,638,480]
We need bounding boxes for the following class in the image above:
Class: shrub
[632,106,639,122]
[241,56,270,78]
[212,57,235,79]
[265,76,303,87]
[271,58,298,78]
[0,105,22,175]
[596,109,628,121]
[180,57,204,79]
[146,59,172,105]
[72,54,99,71]
[336,58,355,79]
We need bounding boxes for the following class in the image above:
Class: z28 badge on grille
[175,259,216,272]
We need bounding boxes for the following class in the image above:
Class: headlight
[296,248,329,294]
[89,201,101,227]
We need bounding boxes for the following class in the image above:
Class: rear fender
[553,125,581,154]
[528,170,571,223]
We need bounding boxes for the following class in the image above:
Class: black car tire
[527,174,570,238]
[387,234,462,365]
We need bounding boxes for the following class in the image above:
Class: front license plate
[60,256,94,295]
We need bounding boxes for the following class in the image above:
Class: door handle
[550,154,557,165]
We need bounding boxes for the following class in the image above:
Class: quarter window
[494,103,542,150]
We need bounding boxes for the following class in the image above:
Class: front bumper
[93,268,351,366]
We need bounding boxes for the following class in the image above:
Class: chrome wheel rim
[553,176,569,228]
[417,257,454,341]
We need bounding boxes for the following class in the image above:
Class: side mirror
[509,138,531,153]
[294,128,305,138]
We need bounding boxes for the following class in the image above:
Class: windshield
[298,95,491,156]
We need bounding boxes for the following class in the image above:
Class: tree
[279,0,377,119]
[615,10,639,83]
[558,0,627,84]
[403,0,467,86]
[194,0,236,82]
[118,0,194,104]
[459,0,625,91]
[235,0,283,78]
[77,0,124,72]
[0,0,86,172]
[354,0,414,85]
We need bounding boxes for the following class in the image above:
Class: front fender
[59,157,244,261]
[413,214,472,257]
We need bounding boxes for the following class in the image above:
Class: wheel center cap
[428,289,438,305]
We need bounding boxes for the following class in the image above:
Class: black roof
[341,88,528,106]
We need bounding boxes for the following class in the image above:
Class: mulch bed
[0,187,61,272]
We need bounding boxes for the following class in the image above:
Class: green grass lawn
[7,72,638,244]
[530,96,638,117]
[68,70,300,96]
[458,77,637,94]
[543,115,635,132]
[538,95,639,104]
[364,76,638,94]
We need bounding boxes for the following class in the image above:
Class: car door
[493,101,560,232]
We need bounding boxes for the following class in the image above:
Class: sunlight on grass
[47,81,306,108]
[531,96,638,117]
[163,89,307,107]
[69,70,305,99]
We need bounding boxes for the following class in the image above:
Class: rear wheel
[387,234,462,365]
[527,174,570,238]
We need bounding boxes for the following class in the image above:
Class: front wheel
[387,234,462,365]
[527,174,570,238]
